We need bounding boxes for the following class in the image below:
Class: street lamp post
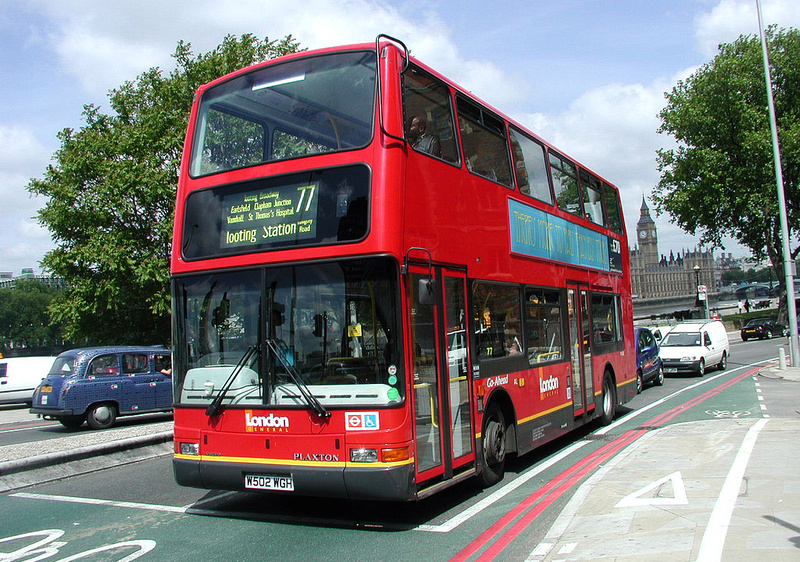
[694,264,701,318]
[694,264,709,319]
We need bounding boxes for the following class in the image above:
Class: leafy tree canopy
[654,27,799,305]
[0,280,63,350]
[28,34,303,345]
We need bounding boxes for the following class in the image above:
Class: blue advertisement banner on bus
[508,199,622,273]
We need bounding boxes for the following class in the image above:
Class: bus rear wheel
[599,374,616,426]
[479,403,507,487]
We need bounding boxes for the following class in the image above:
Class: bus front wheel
[479,403,507,487]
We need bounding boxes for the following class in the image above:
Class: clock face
[639,230,647,239]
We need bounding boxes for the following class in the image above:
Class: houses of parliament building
[630,198,716,302]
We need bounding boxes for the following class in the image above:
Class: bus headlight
[179,442,200,456]
[350,447,410,463]
[350,448,378,462]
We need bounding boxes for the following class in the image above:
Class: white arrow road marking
[615,471,688,508]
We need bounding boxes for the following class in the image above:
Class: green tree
[28,34,303,345]
[654,27,799,317]
[0,280,63,350]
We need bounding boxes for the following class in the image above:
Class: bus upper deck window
[403,67,459,164]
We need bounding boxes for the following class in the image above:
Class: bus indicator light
[381,447,410,463]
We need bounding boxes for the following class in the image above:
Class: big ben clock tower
[636,197,659,265]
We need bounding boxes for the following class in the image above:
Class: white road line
[11,492,188,514]
[0,424,57,434]
[695,418,769,562]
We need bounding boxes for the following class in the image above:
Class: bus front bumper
[173,456,417,501]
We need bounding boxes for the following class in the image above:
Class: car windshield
[745,319,769,327]
[172,257,402,408]
[190,50,376,177]
[661,332,702,347]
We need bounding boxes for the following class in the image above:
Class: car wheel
[58,415,85,429]
[697,359,705,377]
[765,330,773,339]
[479,402,507,487]
[717,352,727,371]
[636,370,643,394]
[654,366,664,386]
[741,336,748,342]
[599,373,616,426]
[86,403,117,430]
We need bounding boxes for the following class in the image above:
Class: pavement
[529,363,800,561]
[1,364,799,561]
[0,415,173,493]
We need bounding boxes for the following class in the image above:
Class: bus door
[567,285,594,417]
[408,267,474,483]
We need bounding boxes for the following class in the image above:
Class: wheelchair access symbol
[345,412,380,431]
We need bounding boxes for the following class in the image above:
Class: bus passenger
[408,115,441,157]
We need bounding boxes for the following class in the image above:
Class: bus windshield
[173,257,402,408]
[189,50,376,177]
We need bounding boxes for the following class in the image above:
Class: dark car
[30,346,172,429]
[635,327,663,393]
[740,318,788,341]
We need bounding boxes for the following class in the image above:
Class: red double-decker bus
[171,36,636,500]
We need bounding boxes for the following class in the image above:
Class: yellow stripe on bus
[173,453,414,468]
[516,400,573,425]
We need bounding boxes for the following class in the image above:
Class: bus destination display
[221,182,319,249]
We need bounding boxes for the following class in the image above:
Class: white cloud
[694,0,800,58]
[515,81,672,243]
[30,0,519,110]
[0,126,53,274]
[0,125,52,177]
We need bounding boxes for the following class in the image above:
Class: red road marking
[452,365,762,561]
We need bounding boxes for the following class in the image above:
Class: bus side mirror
[419,278,438,306]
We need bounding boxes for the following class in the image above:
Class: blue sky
[1,0,798,276]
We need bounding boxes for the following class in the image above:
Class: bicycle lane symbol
[705,410,752,418]
[0,528,156,561]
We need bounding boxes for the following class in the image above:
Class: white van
[659,320,730,376]
[645,325,674,343]
[0,356,56,405]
